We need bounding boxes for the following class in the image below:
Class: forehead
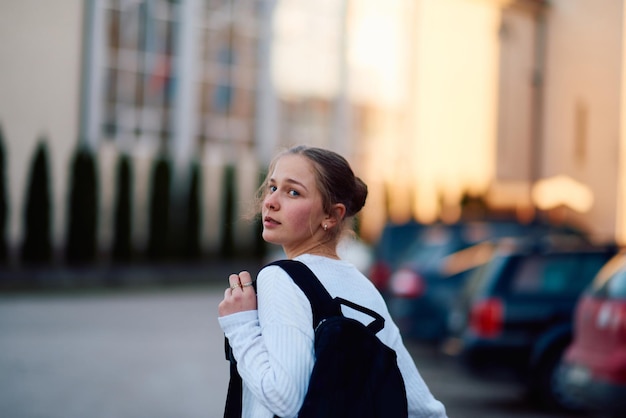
[270,154,316,182]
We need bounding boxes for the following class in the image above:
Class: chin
[261,231,280,245]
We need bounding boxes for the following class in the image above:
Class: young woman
[218,145,447,417]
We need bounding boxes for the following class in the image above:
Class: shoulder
[257,262,295,289]
[257,262,310,305]
[256,261,314,329]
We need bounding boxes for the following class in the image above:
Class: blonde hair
[254,145,368,239]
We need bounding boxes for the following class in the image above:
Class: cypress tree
[220,165,235,259]
[112,153,132,262]
[147,155,171,261]
[184,161,201,259]
[65,146,98,264]
[21,140,52,265]
[0,125,7,262]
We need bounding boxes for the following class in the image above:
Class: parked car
[387,221,495,342]
[386,220,589,342]
[443,240,617,411]
[560,250,626,417]
[368,220,423,292]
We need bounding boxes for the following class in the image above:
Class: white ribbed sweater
[218,254,448,418]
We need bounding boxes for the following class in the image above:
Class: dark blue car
[444,241,617,411]
[368,220,423,293]
[386,220,589,343]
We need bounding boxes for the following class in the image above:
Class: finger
[238,271,253,290]
[228,273,242,290]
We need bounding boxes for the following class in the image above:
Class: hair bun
[348,176,368,217]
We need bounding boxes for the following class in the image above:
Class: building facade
[491,0,626,244]
[0,0,624,266]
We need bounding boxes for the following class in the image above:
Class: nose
[264,193,278,210]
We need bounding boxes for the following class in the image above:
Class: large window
[99,0,262,154]
[195,0,261,150]
[102,0,178,149]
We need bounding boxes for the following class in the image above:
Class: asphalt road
[0,286,580,418]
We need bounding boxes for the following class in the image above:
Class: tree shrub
[112,153,132,262]
[220,164,235,259]
[0,125,7,263]
[184,161,201,259]
[147,155,171,261]
[65,146,98,264]
[21,140,52,265]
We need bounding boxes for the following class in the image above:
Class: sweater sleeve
[393,334,448,417]
[218,266,315,417]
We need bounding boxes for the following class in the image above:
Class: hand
[218,271,257,317]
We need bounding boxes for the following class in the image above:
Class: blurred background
[1,0,626,417]
[0,0,624,275]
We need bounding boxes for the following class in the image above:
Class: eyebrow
[269,177,309,191]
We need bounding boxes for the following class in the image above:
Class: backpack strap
[267,259,340,328]
[267,259,385,334]
[334,296,385,334]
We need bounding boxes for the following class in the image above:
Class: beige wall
[491,0,625,244]
[487,6,538,215]
[495,8,536,183]
[620,1,626,245]
[541,0,623,242]
[0,1,83,255]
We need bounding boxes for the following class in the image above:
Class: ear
[324,203,346,229]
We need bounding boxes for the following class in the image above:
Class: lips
[264,216,281,227]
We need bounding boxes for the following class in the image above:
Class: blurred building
[490,0,626,244]
[0,0,376,262]
[0,0,625,266]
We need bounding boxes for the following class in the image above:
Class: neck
[286,241,339,260]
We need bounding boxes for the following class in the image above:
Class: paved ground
[0,285,582,418]
[405,344,577,418]
[0,286,229,418]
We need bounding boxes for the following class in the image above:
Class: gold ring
[242,282,253,287]
[230,284,241,290]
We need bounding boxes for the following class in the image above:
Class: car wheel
[533,346,585,412]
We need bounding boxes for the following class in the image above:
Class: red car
[561,250,626,417]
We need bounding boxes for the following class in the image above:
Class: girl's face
[262,154,329,258]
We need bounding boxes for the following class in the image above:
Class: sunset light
[343,0,501,240]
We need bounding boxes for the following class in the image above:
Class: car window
[510,255,574,294]
[375,222,422,265]
[607,270,626,299]
[462,255,506,299]
[414,243,456,267]
[509,253,607,295]
[400,225,463,269]
[578,254,613,286]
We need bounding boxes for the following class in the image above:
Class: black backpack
[224,259,408,418]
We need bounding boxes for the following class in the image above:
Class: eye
[268,185,277,193]
[288,189,300,197]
